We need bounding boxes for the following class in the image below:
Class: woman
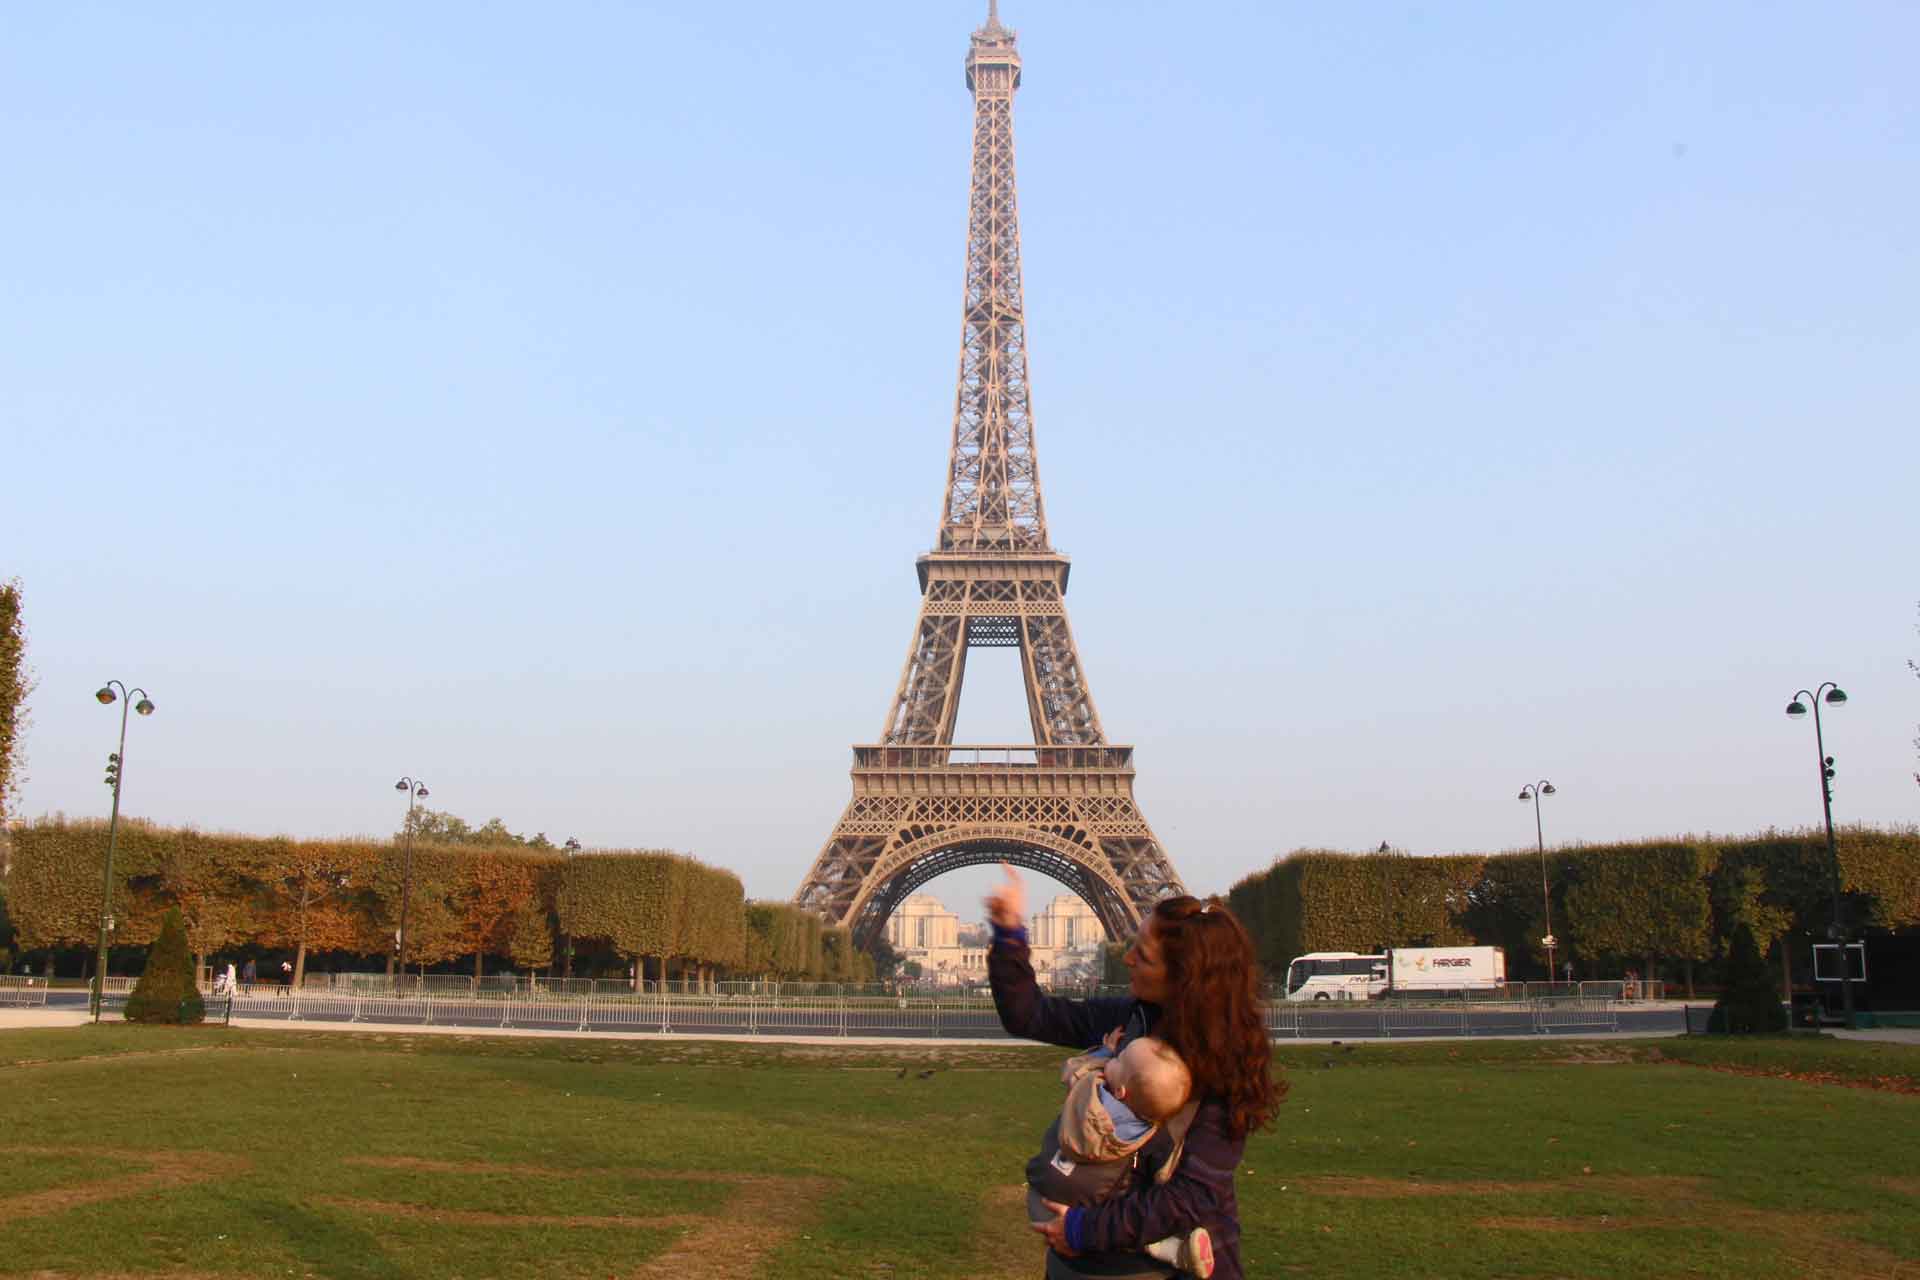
[987,865,1281,1280]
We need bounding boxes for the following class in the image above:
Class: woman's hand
[985,862,1027,930]
[1029,1197,1078,1256]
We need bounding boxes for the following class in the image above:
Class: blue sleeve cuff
[1064,1206,1088,1252]
[992,923,1029,945]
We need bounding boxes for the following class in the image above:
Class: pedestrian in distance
[241,957,257,995]
[279,960,293,995]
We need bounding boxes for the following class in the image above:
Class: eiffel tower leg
[1092,834,1188,921]
[1019,608,1103,746]
[882,601,968,745]
[793,794,903,925]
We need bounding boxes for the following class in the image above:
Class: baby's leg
[1144,1227,1213,1278]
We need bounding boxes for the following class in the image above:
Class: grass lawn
[1,1027,1915,1279]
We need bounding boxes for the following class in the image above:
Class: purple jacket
[990,928,1247,1280]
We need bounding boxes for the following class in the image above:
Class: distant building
[886,890,1108,986]
[1030,894,1107,983]
[1032,893,1103,950]
[887,893,959,951]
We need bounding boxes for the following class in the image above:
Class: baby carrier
[1026,1012,1203,1220]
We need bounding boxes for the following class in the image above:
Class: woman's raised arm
[986,864,1134,1049]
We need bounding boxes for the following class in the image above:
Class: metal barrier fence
[299,974,1026,1000]
[282,974,1671,1003]
[0,975,51,1008]
[205,988,1665,1040]
[39,983,1672,1038]
[46,973,1673,1007]
[1264,1000,1620,1038]
[1281,980,1667,1006]
[64,989,232,1025]
[226,990,1019,1037]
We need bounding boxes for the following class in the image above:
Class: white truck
[1283,946,1507,1001]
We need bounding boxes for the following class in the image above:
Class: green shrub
[1707,923,1787,1034]
[124,906,205,1025]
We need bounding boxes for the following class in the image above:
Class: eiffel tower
[793,3,1188,948]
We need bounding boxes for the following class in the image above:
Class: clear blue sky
[5,2,1915,920]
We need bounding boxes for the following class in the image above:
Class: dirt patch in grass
[622,1174,834,1280]
[1303,1176,1560,1198]
[322,1162,837,1280]
[1664,1060,1920,1096]
[1882,1178,1920,1197]
[0,1147,248,1221]
[1299,1174,1705,1200]
[1,1046,229,1072]
[1553,1044,1638,1065]
[346,1155,575,1178]
[315,1196,707,1230]
[1476,1215,1639,1233]
[4,1272,246,1279]
[1476,1184,1917,1278]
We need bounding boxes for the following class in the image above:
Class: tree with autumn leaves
[556,851,743,987]
[5,819,759,983]
[451,848,553,980]
[0,579,31,831]
[260,838,378,987]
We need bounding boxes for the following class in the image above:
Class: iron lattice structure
[794,6,1188,949]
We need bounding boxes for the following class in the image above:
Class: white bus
[1282,952,1387,1002]
[1283,946,1507,1001]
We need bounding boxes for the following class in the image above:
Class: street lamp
[1517,780,1558,985]
[1786,683,1852,1029]
[1376,841,1394,953]
[562,837,580,979]
[393,776,429,988]
[92,681,155,1022]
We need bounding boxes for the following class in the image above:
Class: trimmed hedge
[125,906,204,1024]
[8,819,791,979]
[1227,850,1484,973]
[556,851,743,979]
[1232,827,1920,981]
[1708,923,1787,1033]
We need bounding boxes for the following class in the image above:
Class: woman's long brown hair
[1147,896,1285,1138]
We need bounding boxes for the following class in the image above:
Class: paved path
[9,1002,1914,1047]
[0,1008,91,1030]
[3,1001,1697,1046]
[1831,1026,1920,1044]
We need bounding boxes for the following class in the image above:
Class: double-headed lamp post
[92,681,155,1022]
[562,838,581,978]
[1517,780,1558,984]
[1786,683,1851,1029]
[1376,841,1395,953]
[393,776,429,984]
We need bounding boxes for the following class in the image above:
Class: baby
[1025,1030,1214,1278]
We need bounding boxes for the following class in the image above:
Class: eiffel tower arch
[794,5,1188,949]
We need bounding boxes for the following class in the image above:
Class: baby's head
[1101,1035,1191,1122]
